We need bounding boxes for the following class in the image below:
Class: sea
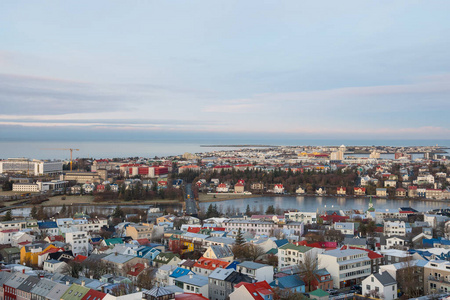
[0,139,449,160]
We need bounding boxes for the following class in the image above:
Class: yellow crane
[41,148,80,171]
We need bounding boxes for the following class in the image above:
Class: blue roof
[169,267,193,278]
[174,274,208,287]
[270,275,305,289]
[38,221,58,229]
[423,238,450,248]
[90,237,102,243]
[275,239,289,248]
[225,261,241,270]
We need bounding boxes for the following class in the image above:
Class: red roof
[95,159,109,163]
[187,227,201,234]
[193,257,229,271]
[81,289,107,300]
[136,238,150,245]
[340,245,383,260]
[73,255,87,263]
[120,164,145,167]
[213,165,232,169]
[274,184,283,188]
[218,183,226,187]
[175,294,208,300]
[234,281,274,300]
[235,183,244,187]
[39,247,64,256]
[47,235,64,242]
[408,186,418,190]
[0,229,19,233]
[127,263,146,277]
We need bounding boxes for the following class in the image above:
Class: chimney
[66,281,69,286]
[275,279,279,285]
[22,269,25,274]
[189,274,193,279]
[81,280,85,287]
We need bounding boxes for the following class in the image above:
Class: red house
[354,187,366,196]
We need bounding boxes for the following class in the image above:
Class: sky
[1,0,450,142]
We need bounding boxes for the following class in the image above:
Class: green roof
[1,247,20,254]
[153,252,179,263]
[104,238,123,246]
[266,248,278,255]
[310,288,329,297]
[60,284,90,300]
[279,243,313,253]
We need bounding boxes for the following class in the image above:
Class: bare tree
[397,257,423,299]
[136,268,155,290]
[299,252,318,292]
[244,243,266,261]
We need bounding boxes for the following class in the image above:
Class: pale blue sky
[1,1,450,140]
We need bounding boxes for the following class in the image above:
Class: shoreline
[198,192,450,204]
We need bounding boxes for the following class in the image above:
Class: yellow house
[181,240,194,254]
[126,223,153,240]
[20,243,59,266]
[156,215,175,225]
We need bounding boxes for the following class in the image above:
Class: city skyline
[1,1,450,141]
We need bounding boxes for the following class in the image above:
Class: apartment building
[278,244,324,269]
[65,231,90,256]
[285,211,317,224]
[318,249,371,288]
[223,220,276,235]
[424,260,450,294]
[384,221,411,237]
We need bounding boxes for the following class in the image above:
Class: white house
[273,184,284,194]
[0,229,19,244]
[43,259,67,273]
[384,236,408,250]
[362,271,397,300]
[296,187,306,194]
[236,261,274,283]
[174,274,209,298]
[11,231,35,247]
[334,222,355,235]
[318,249,371,288]
[216,183,229,193]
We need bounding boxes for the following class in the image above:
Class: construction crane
[41,148,80,171]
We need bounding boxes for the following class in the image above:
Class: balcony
[428,276,450,284]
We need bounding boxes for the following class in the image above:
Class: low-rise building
[362,271,397,300]
[235,261,274,282]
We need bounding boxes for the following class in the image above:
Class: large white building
[12,180,68,192]
[278,243,324,269]
[0,158,63,175]
[65,231,90,256]
[285,211,317,224]
[318,248,372,288]
[384,220,411,237]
